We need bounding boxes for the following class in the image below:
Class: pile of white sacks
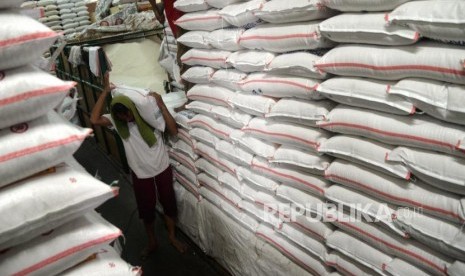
[168,0,465,275]
[24,0,92,36]
[0,2,140,275]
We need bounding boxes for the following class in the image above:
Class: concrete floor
[74,138,227,276]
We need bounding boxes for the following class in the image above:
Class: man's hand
[103,72,115,91]
[149,91,166,110]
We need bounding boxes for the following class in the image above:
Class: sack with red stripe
[189,127,220,148]
[318,105,465,157]
[189,114,234,141]
[173,0,211,12]
[270,145,332,176]
[315,42,465,85]
[243,117,332,151]
[216,140,254,166]
[211,105,252,129]
[205,0,242,9]
[0,162,118,251]
[0,65,75,129]
[230,129,278,159]
[218,0,265,27]
[229,92,277,117]
[319,12,419,46]
[239,72,324,100]
[329,210,453,276]
[195,141,237,174]
[226,50,275,73]
[211,68,247,91]
[0,12,60,70]
[385,258,430,276]
[175,9,230,31]
[326,159,465,224]
[239,21,336,53]
[326,251,379,276]
[177,31,211,49]
[186,84,235,107]
[181,66,215,84]
[207,28,245,51]
[255,0,337,24]
[0,111,91,187]
[266,51,328,79]
[317,77,415,115]
[181,48,232,68]
[319,135,410,179]
[0,211,121,276]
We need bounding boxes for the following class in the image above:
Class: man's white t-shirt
[104,114,170,179]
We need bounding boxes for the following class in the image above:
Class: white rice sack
[271,145,332,175]
[276,223,328,262]
[0,163,117,251]
[219,0,265,27]
[207,28,245,51]
[321,0,414,12]
[229,92,276,117]
[387,147,465,195]
[319,105,465,157]
[211,105,252,128]
[389,78,465,125]
[175,9,230,31]
[240,73,323,100]
[326,159,465,224]
[289,211,335,241]
[111,85,166,130]
[0,11,60,71]
[175,127,194,148]
[45,20,61,28]
[230,129,278,159]
[175,109,196,130]
[186,84,235,106]
[195,142,237,174]
[211,69,247,91]
[325,185,406,237]
[60,245,141,276]
[276,184,326,216]
[449,261,465,276]
[320,12,419,45]
[198,173,230,200]
[394,208,465,262]
[243,117,332,151]
[241,197,283,228]
[387,0,465,44]
[326,231,393,275]
[205,0,243,9]
[188,114,234,141]
[218,171,242,195]
[0,65,75,129]
[174,0,211,12]
[194,158,222,180]
[199,186,223,208]
[385,258,431,276]
[256,224,332,275]
[185,100,214,116]
[226,50,275,73]
[174,163,198,185]
[0,112,91,187]
[266,52,328,79]
[169,149,197,173]
[252,157,331,197]
[331,211,453,276]
[181,48,232,68]
[255,0,338,24]
[318,77,415,115]
[39,0,57,6]
[326,251,379,276]
[177,31,211,49]
[171,139,198,160]
[174,172,200,197]
[216,140,254,166]
[181,66,215,84]
[267,99,336,127]
[315,42,465,85]
[45,10,60,16]
[0,212,121,276]
[236,166,279,192]
[319,135,410,179]
[189,127,220,147]
[239,22,336,53]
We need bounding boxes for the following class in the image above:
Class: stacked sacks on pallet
[0,4,139,274]
[314,0,465,275]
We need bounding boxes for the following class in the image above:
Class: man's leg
[131,172,158,258]
[155,165,187,253]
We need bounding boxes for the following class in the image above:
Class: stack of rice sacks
[57,0,91,36]
[0,2,140,275]
[171,0,335,275]
[315,1,465,275]
[170,0,465,275]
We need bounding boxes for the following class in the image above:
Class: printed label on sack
[10,123,28,133]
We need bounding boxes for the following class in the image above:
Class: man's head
[111,103,135,122]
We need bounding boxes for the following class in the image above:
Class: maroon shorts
[131,165,177,224]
